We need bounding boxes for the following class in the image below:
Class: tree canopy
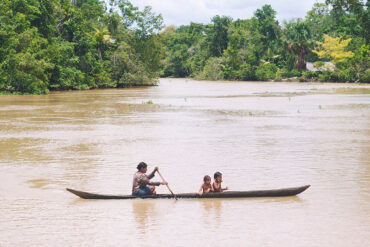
[0,0,369,94]
[0,0,164,94]
[161,1,369,83]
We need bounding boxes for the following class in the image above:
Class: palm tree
[93,27,112,60]
[283,19,314,70]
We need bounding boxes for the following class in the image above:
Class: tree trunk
[295,51,306,71]
[98,47,102,61]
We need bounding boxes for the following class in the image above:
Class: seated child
[198,175,214,196]
[212,172,228,192]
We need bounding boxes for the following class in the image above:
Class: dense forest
[0,0,164,94]
[0,0,369,94]
[161,0,369,83]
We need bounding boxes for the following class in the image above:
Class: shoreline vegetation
[0,1,369,95]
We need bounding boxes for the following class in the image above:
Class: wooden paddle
[157,170,177,200]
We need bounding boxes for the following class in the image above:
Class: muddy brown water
[0,79,369,246]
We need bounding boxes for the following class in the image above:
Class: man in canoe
[132,162,168,196]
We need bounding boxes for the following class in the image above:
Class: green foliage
[302,68,357,82]
[306,3,332,40]
[235,63,256,81]
[300,71,319,81]
[0,0,163,94]
[325,0,368,41]
[199,57,224,80]
[255,63,278,81]
[160,1,367,83]
[206,15,232,57]
[253,5,281,60]
[1,0,368,93]
[283,19,314,70]
[275,68,301,80]
[314,61,325,68]
[161,22,207,77]
[359,69,370,82]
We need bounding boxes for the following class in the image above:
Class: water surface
[1,79,369,246]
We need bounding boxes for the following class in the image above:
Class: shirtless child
[212,172,229,192]
[198,175,214,196]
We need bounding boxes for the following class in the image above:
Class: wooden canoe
[66,185,310,199]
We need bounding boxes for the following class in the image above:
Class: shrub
[275,68,301,80]
[236,63,255,80]
[300,71,319,81]
[56,67,85,90]
[7,52,52,94]
[329,69,352,82]
[314,61,325,68]
[118,72,152,86]
[255,63,278,81]
[359,69,370,83]
[318,71,331,82]
[199,57,224,80]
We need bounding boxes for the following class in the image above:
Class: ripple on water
[0,79,369,247]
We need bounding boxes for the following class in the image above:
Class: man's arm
[148,181,168,186]
[147,166,158,179]
[148,182,161,186]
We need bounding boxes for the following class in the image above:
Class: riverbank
[2,77,370,95]
[0,81,158,95]
[163,76,370,85]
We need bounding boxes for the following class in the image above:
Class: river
[0,78,369,246]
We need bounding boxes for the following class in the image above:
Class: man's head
[137,162,148,173]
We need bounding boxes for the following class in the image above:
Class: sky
[129,0,326,27]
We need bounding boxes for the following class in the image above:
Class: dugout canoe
[66,185,310,199]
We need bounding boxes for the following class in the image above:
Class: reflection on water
[201,199,222,213]
[0,79,370,247]
[132,200,157,232]
[27,179,52,189]
[201,199,223,228]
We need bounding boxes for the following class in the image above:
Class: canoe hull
[66,185,310,199]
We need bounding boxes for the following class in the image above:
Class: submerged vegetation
[0,0,369,94]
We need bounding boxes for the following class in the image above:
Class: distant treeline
[0,0,369,94]
[161,0,369,83]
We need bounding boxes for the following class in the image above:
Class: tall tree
[253,5,281,59]
[325,0,367,40]
[306,3,332,40]
[93,27,111,60]
[206,15,232,57]
[283,19,314,70]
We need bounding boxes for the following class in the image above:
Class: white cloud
[129,0,325,26]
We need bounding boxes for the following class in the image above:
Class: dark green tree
[206,15,232,57]
[283,19,314,70]
[253,5,281,59]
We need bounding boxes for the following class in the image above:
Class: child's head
[214,171,222,182]
[203,175,211,184]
